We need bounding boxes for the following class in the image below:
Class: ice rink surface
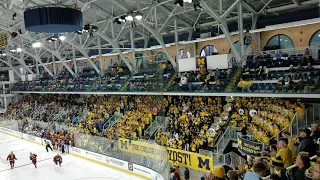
[0,132,145,180]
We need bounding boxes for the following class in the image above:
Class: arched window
[108,59,115,67]
[266,34,294,49]
[95,61,100,70]
[309,30,320,47]
[200,45,218,56]
[179,49,191,58]
[229,41,253,55]
[155,52,168,62]
[124,57,131,65]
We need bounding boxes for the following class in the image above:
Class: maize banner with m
[118,138,214,173]
[195,57,207,69]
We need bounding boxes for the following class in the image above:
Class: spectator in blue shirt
[72,115,78,125]
[97,122,103,132]
[244,161,268,180]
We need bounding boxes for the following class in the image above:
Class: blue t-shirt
[244,171,261,180]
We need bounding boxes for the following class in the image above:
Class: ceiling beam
[64,39,101,74]
[291,0,301,6]
[97,31,134,72]
[6,52,35,75]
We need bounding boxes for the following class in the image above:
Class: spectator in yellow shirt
[276,138,293,168]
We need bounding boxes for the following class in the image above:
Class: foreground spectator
[311,159,320,180]
[276,138,293,168]
[296,128,316,156]
[293,152,311,180]
[243,161,268,180]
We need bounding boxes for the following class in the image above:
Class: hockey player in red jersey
[29,152,37,168]
[6,151,17,169]
[53,154,62,166]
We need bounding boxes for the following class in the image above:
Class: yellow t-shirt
[276,147,293,168]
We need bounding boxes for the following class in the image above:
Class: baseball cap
[300,128,311,136]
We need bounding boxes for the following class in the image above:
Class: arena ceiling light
[83,24,90,32]
[16,48,22,52]
[174,0,184,6]
[59,35,66,41]
[135,12,143,21]
[32,42,41,48]
[125,12,134,21]
[91,25,98,32]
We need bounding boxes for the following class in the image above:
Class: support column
[52,53,56,75]
[200,0,242,63]
[238,2,245,58]
[73,47,78,74]
[97,36,102,71]
[35,61,39,75]
[130,28,136,67]
[174,18,179,61]
[257,32,261,53]
[193,42,197,57]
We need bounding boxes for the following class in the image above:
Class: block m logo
[198,157,210,170]
[197,58,205,65]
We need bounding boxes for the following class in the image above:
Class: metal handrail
[215,126,231,149]
[144,116,160,137]
[103,114,115,130]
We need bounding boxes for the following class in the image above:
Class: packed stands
[156,96,226,152]
[3,91,320,180]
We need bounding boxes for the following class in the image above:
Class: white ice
[0,132,144,180]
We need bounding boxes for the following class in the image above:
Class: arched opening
[309,30,320,47]
[179,49,191,59]
[265,34,294,50]
[200,45,218,56]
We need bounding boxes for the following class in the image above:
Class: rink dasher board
[0,127,164,180]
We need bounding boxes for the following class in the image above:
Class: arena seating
[4,92,318,180]
[156,96,226,152]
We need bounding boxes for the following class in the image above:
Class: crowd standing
[6,94,320,180]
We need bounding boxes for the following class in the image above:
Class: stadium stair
[143,116,168,139]
[164,72,178,92]
[120,81,130,91]
[225,68,242,92]
[212,126,238,165]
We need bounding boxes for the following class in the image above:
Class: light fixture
[125,13,134,21]
[174,0,184,6]
[16,48,22,52]
[83,24,90,32]
[120,15,127,23]
[32,42,41,48]
[135,12,143,21]
[1,53,6,56]
[59,35,66,41]
[91,26,98,32]
[183,0,192,3]
[114,18,122,24]
[10,49,16,53]
[12,13,17,20]
[11,32,18,38]
[76,30,83,34]
[193,0,201,11]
